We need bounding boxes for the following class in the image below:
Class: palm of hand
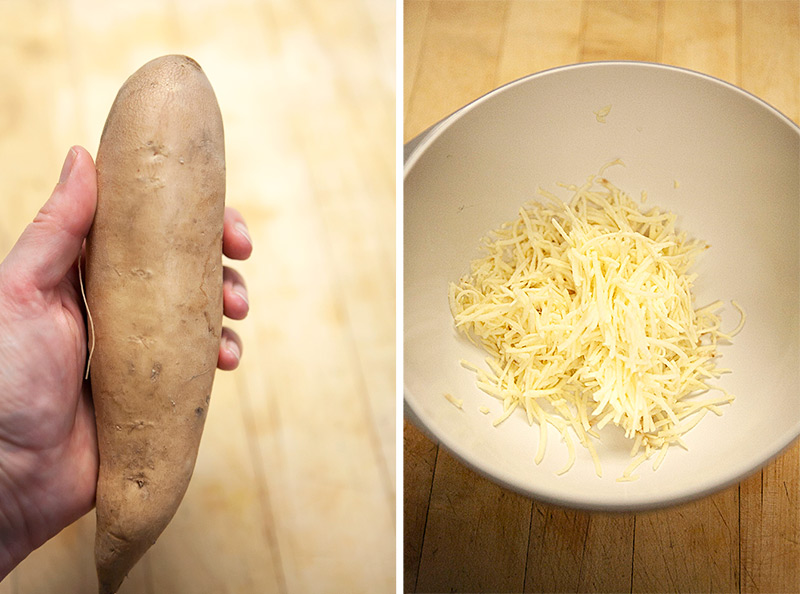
[0,268,98,556]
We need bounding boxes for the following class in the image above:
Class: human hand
[0,146,252,578]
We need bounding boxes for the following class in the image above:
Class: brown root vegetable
[86,55,225,594]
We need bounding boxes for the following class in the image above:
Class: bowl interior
[404,62,800,510]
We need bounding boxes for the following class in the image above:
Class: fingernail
[59,147,78,184]
[234,221,252,246]
[226,337,241,361]
[234,284,249,307]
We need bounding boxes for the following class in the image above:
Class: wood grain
[526,505,634,593]
[660,0,738,82]
[403,419,437,592]
[632,488,739,592]
[403,0,507,142]
[415,448,530,594]
[575,511,634,593]
[1,0,395,592]
[580,1,662,62]
[404,1,800,592]
[404,0,430,125]
[496,0,582,87]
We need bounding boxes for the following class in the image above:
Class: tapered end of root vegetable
[93,454,200,593]
[95,531,150,594]
[93,454,198,593]
[94,479,190,594]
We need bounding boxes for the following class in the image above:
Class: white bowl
[404,61,800,511]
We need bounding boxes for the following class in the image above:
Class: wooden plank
[221,0,396,591]
[60,0,183,148]
[415,448,531,593]
[403,420,438,593]
[526,504,590,592]
[403,0,507,141]
[576,512,635,593]
[580,0,662,62]
[241,226,395,594]
[0,0,80,255]
[660,0,737,83]
[740,0,800,123]
[632,486,739,593]
[286,0,396,495]
[404,0,430,129]
[495,0,582,87]
[740,448,800,593]
[524,504,634,593]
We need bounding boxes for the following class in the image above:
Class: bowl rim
[403,59,800,511]
[404,60,800,171]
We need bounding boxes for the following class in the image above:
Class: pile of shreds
[448,165,743,480]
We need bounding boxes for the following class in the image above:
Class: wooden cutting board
[0,0,395,592]
[404,1,800,592]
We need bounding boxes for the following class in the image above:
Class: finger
[223,266,249,320]
[223,207,252,261]
[2,147,97,291]
[217,327,242,371]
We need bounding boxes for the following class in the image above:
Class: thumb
[4,146,97,291]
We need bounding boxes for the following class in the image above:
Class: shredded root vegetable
[448,162,744,480]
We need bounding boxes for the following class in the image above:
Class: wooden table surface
[0,1,394,593]
[404,1,800,593]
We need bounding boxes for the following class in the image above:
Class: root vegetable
[85,54,225,594]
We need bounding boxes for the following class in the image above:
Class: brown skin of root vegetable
[85,54,225,594]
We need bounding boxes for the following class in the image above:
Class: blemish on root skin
[127,474,147,489]
[136,173,166,189]
[129,335,152,349]
[129,420,152,431]
[144,139,169,157]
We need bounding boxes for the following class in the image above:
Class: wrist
[0,495,32,580]
[0,462,36,579]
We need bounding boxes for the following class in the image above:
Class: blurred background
[405,1,799,593]
[0,0,395,592]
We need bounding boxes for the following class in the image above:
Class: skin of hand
[0,146,252,577]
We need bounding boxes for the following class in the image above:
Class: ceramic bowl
[404,61,800,510]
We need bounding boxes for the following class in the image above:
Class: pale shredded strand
[450,165,742,479]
